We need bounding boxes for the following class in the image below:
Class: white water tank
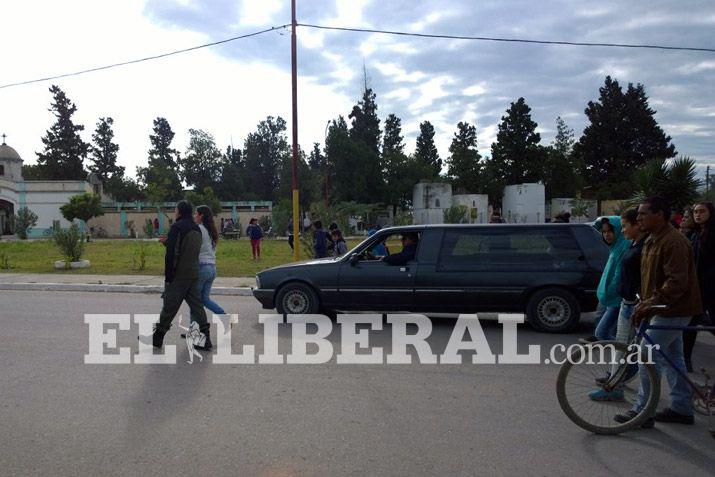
[502,183,545,223]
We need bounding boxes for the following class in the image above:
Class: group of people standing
[586,196,714,428]
[311,220,348,259]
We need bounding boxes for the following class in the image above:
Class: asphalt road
[1,290,713,476]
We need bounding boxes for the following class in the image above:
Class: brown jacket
[640,224,702,317]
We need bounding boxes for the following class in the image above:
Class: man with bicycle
[615,196,702,428]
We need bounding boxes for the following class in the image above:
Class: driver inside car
[382,232,419,265]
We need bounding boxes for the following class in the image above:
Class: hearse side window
[438,228,585,271]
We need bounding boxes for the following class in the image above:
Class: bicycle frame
[635,321,715,401]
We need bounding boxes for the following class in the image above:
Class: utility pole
[707,165,711,196]
[290,0,300,261]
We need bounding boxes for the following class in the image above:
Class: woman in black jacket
[684,201,715,372]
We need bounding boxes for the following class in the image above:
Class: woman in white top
[190,205,225,322]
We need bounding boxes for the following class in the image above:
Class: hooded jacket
[594,216,631,307]
[163,216,202,283]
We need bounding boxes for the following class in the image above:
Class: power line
[0,25,289,90]
[2,20,713,91]
[297,22,715,53]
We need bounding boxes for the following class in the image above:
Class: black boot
[194,324,213,351]
[138,326,167,349]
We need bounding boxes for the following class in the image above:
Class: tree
[89,117,123,181]
[346,88,383,202]
[137,117,183,202]
[179,129,222,191]
[326,116,360,203]
[35,85,89,180]
[308,142,326,170]
[14,207,38,240]
[110,177,145,203]
[487,97,545,187]
[243,116,290,200]
[185,186,222,215]
[573,76,676,199]
[542,117,584,199]
[627,157,701,211]
[349,88,381,155]
[382,114,413,214]
[89,117,126,200]
[214,145,246,201]
[60,193,105,224]
[414,121,441,178]
[446,121,483,193]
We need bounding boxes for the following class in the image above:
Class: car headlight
[255,274,261,289]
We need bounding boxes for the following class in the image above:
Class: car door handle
[400,267,408,272]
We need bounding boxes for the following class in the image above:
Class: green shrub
[53,223,85,262]
[15,207,38,239]
[443,205,469,224]
[132,242,147,271]
[0,252,11,270]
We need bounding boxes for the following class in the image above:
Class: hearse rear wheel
[527,288,580,333]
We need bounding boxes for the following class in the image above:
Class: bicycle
[556,319,715,436]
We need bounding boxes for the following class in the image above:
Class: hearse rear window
[438,227,585,271]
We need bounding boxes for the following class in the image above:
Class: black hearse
[252,224,608,332]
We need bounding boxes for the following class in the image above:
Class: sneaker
[589,389,624,402]
[614,410,655,428]
[654,407,694,425]
[579,336,598,344]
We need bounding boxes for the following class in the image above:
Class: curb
[0,283,254,296]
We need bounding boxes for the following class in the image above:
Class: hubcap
[283,289,310,314]
[537,296,570,327]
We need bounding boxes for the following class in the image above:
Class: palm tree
[626,156,701,211]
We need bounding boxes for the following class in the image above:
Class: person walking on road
[190,205,226,323]
[141,200,212,350]
[582,216,630,343]
[615,196,702,428]
[246,218,263,260]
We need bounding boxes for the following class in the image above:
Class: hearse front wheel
[527,288,580,333]
[275,282,320,315]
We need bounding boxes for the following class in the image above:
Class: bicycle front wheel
[556,341,660,435]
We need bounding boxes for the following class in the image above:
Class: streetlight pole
[324,120,330,208]
[290,0,300,261]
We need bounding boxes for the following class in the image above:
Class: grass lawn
[0,238,365,277]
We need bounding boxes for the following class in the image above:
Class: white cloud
[239,0,283,27]
[463,83,487,96]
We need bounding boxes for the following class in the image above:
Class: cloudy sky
[1,0,714,180]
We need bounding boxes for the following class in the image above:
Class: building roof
[0,142,22,162]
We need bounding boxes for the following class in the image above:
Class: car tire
[527,288,580,333]
[275,282,320,315]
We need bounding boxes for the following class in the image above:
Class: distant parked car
[252,224,608,333]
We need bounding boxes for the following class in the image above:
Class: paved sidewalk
[0,273,256,295]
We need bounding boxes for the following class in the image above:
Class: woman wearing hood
[586,216,631,342]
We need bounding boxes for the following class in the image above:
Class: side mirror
[349,253,361,265]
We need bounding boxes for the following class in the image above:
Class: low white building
[453,194,489,224]
[0,139,98,238]
[502,183,545,223]
[413,181,452,224]
[550,198,598,223]
[412,182,489,224]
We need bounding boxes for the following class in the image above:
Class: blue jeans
[611,301,636,378]
[633,315,693,416]
[190,263,225,323]
[595,305,620,340]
